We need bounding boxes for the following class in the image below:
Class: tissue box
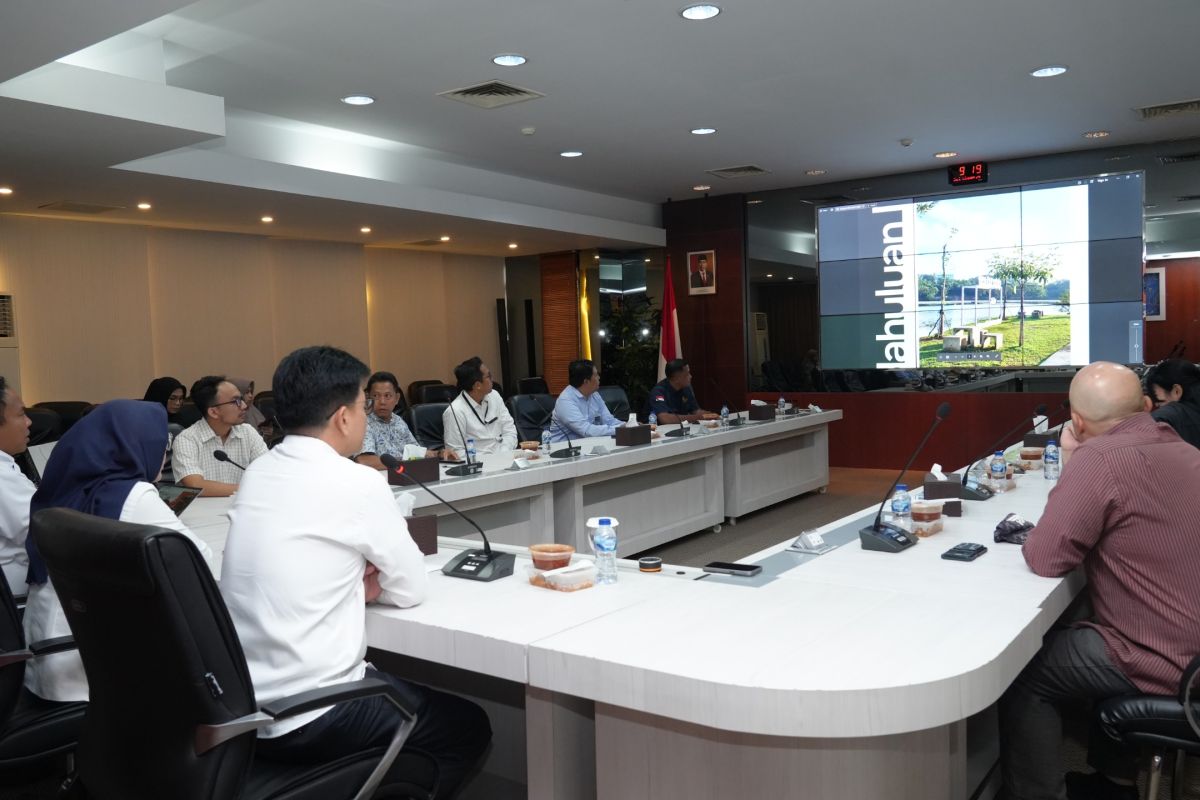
[387,456,440,486]
[405,515,438,555]
[748,405,775,421]
[923,475,961,500]
[942,499,963,517]
[1024,431,1053,447]
[614,425,652,447]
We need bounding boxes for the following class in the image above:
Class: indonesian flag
[658,255,683,380]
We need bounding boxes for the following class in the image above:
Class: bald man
[999,362,1200,800]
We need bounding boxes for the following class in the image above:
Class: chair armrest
[1181,653,1200,740]
[0,648,33,668]
[29,635,76,657]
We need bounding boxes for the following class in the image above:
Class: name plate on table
[615,425,652,447]
[748,405,775,422]
[405,515,438,555]
[387,456,440,485]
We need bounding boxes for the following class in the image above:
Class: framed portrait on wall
[687,250,716,296]
[1144,267,1165,321]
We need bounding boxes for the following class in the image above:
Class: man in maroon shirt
[1000,362,1200,800]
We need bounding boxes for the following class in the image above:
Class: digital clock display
[949,161,988,185]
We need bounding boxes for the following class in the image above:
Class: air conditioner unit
[0,295,21,393]
[750,313,769,376]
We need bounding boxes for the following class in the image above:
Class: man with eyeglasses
[442,357,536,458]
[354,371,454,470]
[172,375,268,497]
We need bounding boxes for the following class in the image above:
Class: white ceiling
[2,0,1200,255]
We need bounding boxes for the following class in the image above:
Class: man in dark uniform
[644,359,716,424]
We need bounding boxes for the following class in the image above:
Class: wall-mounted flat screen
[817,172,1144,369]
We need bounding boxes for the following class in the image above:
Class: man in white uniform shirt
[221,346,491,798]
[172,375,268,497]
[0,376,33,596]
[442,356,536,458]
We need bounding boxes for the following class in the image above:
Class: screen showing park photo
[816,172,1144,369]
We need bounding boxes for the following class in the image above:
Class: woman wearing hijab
[142,376,187,424]
[229,377,269,431]
[1145,358,1200,449]
[23,400,214,702]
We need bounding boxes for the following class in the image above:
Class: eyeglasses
[364,396,375,413]
[167,395,185,405]
[211,396,247,410]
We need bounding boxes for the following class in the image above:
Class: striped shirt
[1023,413,1200,694]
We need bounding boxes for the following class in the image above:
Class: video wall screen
[817,172,1144,369]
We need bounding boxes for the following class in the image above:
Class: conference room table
[180,432,1074,800]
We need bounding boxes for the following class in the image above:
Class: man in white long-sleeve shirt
[221,346,491,798]
[0,376,33,596]
[442,356,537,457]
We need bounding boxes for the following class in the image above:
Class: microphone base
[445,462,484,477]
[550,447,581,459]
[441,549,516,581]
[957,479,995,501]
[664,428,690,438]
[726,416,745,427]
[859,522,918,553]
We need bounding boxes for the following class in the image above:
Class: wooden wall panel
[1144,257,1200,361]
[441,253,506,390]
[268,239,370,365]
[366,248,451,384]
[540,252,579,395]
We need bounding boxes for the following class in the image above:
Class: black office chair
[176,400,203,427]
[508,394,554,443]
[1095,655,1200,800]
[597,386,631,422]
[405,381,442,409]
[0,570,86,783]
[407,403,449,450]
[417,384,457,405]
[31,508,435,800]
[517,377,549,396]
[26,408,63,447]
[31,402,92,435]
[254,396,276,421]
[253,390,274,403]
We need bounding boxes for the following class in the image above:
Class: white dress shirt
[172,419,268,485]
[220,435,427,738]
[23,482,214,702]
[442,390,518,458]
[0,450,34,596]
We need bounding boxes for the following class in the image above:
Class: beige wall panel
[0,217,155,402]
[441,253,506,389]
[267,239,370,369]
[365,248,452,386]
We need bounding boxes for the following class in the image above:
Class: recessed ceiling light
[1030,65,1068,78]
[261,216,274,223]
[787,276,794,281]
[933,151,958,159]
[560,151,584,158]
[805,169,827,176]
[1082,130,1110,139]
[136,202,152,210]
[508,243,518,249]
[690,128,717,135]
[681,4,721,20]
[0,187,12,196]
[493,54,527,67]
[766,273,774,278]
[360,226,372,233]
[641,328,651,336]
[594,254,601,259]
[439,235,451,242]
[693,184,711,191]
[644,258,651,263]
[340,94,375,106]
[746,199,763,205]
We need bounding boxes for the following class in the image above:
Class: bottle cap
[896,484,907,491]
[599,517,612,526]
[1047,439,1057,445]
[994,450,1004,455]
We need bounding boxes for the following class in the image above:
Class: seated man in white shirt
[222,346,491,798]
[0,376,34,597]
[442,356,538,458]
[172,375,268,497]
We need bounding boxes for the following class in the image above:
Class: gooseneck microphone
[959,401,1060,498]
[213,450,246,470]
[381,454,513,581]
[859,402,951,553]
[549,414,581,459]
[445,393,483,477]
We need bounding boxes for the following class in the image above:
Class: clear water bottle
[466,437,477,463]
[1043,440,1060,480]
[541,429,551,453]
[777,395,786,416]
[592,518,618,585]
[889,484,912,531]
[989,450,1007,491]
[648,411,657,428]
[720,403,729,429]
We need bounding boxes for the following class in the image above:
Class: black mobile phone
[941,543,988,562]
[702,561,763,577]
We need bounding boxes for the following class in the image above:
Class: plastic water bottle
[777,395,786,416]
[541,429,551,453]
[720,404,730,429]
[889,484,912,531]
[648,411,657,428]
[989,450,1007,491]
[592,518,618,585]
[1043,440,1060,481]
[466,437,477,464]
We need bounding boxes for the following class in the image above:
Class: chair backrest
[417,384,457,405]
[31,402,93,434]
[597,386,631,422]
[176,401,203,427]
[508,394,554,442]
[253,396,276,424]
[26,407,63,446]
[518,377,549,396]
[32,508,257,800]
[405,380,442,409]
[762,361,788,392]
[407,403,449,449]
[0,570,26,730]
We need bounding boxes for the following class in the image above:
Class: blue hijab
[26,400,168,585]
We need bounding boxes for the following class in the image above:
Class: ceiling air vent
[37,201,124,214]
[1157,152,1200,165]
[706,164,770,179]
[437,80,545,109]
[1136,98,1200,120]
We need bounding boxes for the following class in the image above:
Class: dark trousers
[256,668,492,799]
[999,626,1139,800]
